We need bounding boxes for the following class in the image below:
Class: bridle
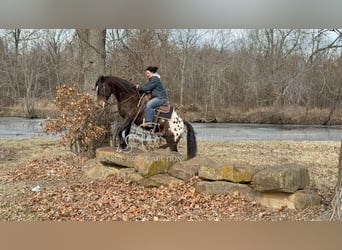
[97,83,139,108]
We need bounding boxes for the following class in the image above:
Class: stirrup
[141,122,154,130]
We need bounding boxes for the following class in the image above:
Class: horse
[94,75,197,160]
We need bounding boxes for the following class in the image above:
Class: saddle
[155,103,173,119]
[137,92,173,120]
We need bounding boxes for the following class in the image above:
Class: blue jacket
[139,75,167,99]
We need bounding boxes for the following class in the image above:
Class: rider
[135,66,168,129]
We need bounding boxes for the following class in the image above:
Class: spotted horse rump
[169,110,184,142]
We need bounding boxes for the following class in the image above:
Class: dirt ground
[0,137,340,221]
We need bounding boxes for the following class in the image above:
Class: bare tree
[1,28,342,121]
[171,29,201,105]
[77,29,106,94]
[13,29,20,58]
[44,29,69,89]
[330,141,342,221]
[20,42,48,117]
[309,29,342,63]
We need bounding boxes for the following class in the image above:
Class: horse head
[95,76,111,108]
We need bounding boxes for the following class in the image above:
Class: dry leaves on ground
[0,139,338,221]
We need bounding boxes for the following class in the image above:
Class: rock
[198,162,254,183]
[82,158,120,180]
[168,156,216,181]
[133,150,183,178]
[290,190,322,210]
[138,174,183,187]
[254,190,321,210]
[96,146,144,168]
[118,168,144,183]
[252,165,310,193]
[195,181,256,201]
[195,181,321,210]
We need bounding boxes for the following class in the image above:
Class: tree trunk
[330,140,342,220]
[14,29,21,59]
[180,50,186,106]
[322,83,342,125]
[77,29,106,94]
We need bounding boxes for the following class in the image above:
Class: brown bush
[41,86,108,155]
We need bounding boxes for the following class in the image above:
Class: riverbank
[1,102,342,125]
[0,137,339,221]
[182,105,342,125]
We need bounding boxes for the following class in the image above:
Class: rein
[137,92,146,107]
[119,94,136,105]
[132,92,147,125]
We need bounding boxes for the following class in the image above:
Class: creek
[0,117,341,141]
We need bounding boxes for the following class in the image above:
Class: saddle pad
[155,106,173,119]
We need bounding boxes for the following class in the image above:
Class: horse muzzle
[97,98,106,108]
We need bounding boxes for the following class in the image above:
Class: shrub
[41,85,108,155]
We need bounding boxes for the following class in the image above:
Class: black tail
[183,120,197,160]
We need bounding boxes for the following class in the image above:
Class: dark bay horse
[95,75,197,160]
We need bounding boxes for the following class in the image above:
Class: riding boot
[142,121,154,130]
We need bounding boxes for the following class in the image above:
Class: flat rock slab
[138,174,184,187]
[252,165,310,193]
[254,190,321,210]
[82,159,120,180]
[195,181,321,210]
[95,147,182,178]
[133,150,183,178]
[96,147,144,168]
[118,168,144,183]
[168,156,217,181]
[195,181,256,201]
[198,162,255,183]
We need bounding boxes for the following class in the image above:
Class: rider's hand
[134,82,139,89]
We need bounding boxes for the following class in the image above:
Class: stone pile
[83,147,321,210]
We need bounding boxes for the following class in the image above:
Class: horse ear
[93,75,104,90]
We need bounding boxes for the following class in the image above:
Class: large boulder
[252,165,310,193]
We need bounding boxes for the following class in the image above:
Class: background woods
[0,29,341,123]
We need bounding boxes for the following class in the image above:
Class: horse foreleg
[112,125,120,147]
[123,122,132,145]
[117,118,132,149]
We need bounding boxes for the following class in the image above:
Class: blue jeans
[145,97,167,123]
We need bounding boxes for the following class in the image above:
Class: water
[0,117,48,139]
[0,117,341,141]
[192,122,342,141]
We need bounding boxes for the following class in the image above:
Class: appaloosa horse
[95,75,197,160]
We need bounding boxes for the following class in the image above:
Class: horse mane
[100,75,135,94]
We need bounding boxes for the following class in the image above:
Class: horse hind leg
[162,133,179,152]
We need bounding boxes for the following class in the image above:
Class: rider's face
[145,70,153,78]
